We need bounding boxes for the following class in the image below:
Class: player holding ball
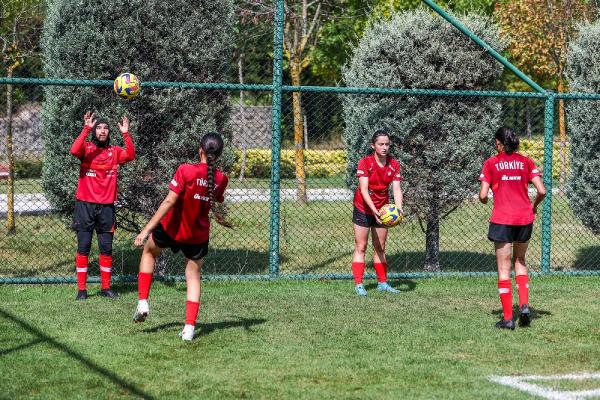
[351,129,403,296]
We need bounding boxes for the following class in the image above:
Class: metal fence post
[540,92,555,274]
[268,0,285,277]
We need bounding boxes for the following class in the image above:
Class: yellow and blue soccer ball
[114,72,140,100]
[379,204,402,227]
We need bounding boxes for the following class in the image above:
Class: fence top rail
[0,77,274,92]
[282,85,547,98]
[5,77,600,100]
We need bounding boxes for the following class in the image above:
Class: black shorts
[352,206,385,228]
[151,223,209,261]
[488,222,533,243]
[72,201,116,233]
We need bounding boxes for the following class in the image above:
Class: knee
[354,242,368,255]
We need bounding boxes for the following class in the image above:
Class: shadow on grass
[114,247,274,276]
[572,246,600,271]
[491,306,553,322]
[364,279,417,292]
[300,251,353,274]
[0,308,155,400]
[141,317,267,337]
[387,251,498,273]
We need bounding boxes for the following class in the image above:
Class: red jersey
[353,154,402,214]
[70,126,136,204]
[160,163,229,244]
[479,152,541,225]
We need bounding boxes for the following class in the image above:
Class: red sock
[352,262,365,284]
[373,262,387,283]
[99,254,113,290]
[515,274,529,307]
[75,253,88,291]
[185,301,200,326]
[498,279,513,321]
[138,272,154,300]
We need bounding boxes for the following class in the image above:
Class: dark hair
[200,132,232,228]
[91,117,110,148]
[371,129,390,144]
[495,126,520,155]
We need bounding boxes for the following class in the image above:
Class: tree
[495,0,597,192]
[343,10,504,271]
[241,0,338,204]
[0,0,43,234]
[565,20,600,234]
[41,0,234,231]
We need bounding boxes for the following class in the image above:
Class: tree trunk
[5,69,16,235]
[424,195,440,272]
[237,54,247,181]
[525,98,532,139]
[558,77,568,193]
[290,60,307,204]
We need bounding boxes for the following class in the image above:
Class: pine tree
[41,0,234,231]
[343,9,504,271]
[566,20,600,234]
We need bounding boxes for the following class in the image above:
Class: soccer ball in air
[114,72,140,100]
[379,204,402,227]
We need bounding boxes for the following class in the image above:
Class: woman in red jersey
[352,130,403,296]
[132,132,230,341]
[71,111,136,300]
[479,127,546,330]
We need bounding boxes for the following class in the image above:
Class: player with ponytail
[133,132,231,341]
[479,127,546,330]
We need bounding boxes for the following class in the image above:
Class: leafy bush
[14,159,43,179]
[231,149,347,179]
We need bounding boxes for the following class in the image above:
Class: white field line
[489,372,600,400]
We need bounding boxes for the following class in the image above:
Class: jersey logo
[86,169,97,177]
[193,194,210,201]
[171,179,178,187]
[480,173,485,178]
[357,169,364,175]
[532,169,539,174]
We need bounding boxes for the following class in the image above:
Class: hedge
[231,149,347,179]
[230,142,567,180]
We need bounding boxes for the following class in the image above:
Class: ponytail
[495,126,520,155]
[201,132,233,228]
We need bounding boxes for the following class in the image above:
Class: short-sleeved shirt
[479,152,541,225]
[160,163,228,244]
[353,154,402,215]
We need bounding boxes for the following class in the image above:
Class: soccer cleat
[519,304,531,327]
[75,290,88,300]
[377,282,400,294]
[133,300,149,323]
[99,288,119,299]
[179,324,196,341]
[495,319,515,330]
[355,284,368,297]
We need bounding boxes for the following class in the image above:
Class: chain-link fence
[1,0,599,283]
[1,82,599,282]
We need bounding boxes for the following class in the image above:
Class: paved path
[0,188,560,216]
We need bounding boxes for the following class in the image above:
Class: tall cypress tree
[566,20,600,234]
[343,10,504,271]
[41,0,234,230]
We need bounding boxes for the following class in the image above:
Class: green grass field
[0,277,599,399]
